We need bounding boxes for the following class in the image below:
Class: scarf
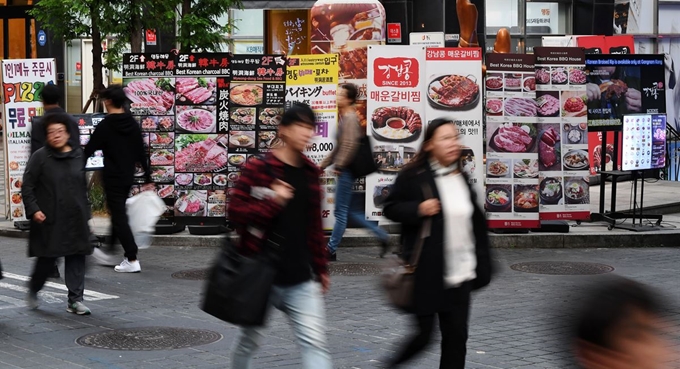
[429,158,459,177]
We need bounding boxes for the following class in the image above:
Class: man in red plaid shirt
[228,103,332,369]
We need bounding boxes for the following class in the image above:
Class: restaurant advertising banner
[534,47,590,221]
[1,58,56,221]
[484,54,540,229]
[72,114,105,170]
[424,47,484,200]
[285,54,340,229]
[366,45,426,221]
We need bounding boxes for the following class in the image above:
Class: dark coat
[22,146,92,258]
[383,163,492,315]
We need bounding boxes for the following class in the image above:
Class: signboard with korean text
[266,10,310,55]
[484,54,540,229]
[409,33,445,47]
[72,114,105,170]
[286,54,339,230]
[1,58,56,221]
[534,47,590,221]
[424,47,484,202]
[366,45,426,221]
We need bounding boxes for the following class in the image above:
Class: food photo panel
[228,131,257,152]
[536,67,550,86]
[486,97,504,116]
[370,106,423,142]
[229,107,257,130]
[564,176,590,205]
[149,132,175,149]
[174,134,229,172]
[538,124,562,171]
[485,185,512,213]
[175,77,217,105]
[536,91,560,118]
[504,97,537,118]
[257,107,284,129]
[176,105,217,133]
[124,77,175,116]
[504,73,523,92]
[513,159,540,179]
[486,159,511,179]
[487,122,539,154]
[175,190,208,217]
[513,184,540,213]
[563,123,588,145]
[539,176,564,206]
[561,91,587,118]
[427,74,480,111]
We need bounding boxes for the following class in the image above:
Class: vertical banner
[285,54,339,230]
[366,45,426,220]
[424,48,484,200]
[1,58,56,221]
[534,47,591,221]
[484,54,540,229]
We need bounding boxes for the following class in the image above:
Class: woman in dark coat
[22,113,93,315]
[382,119,492,368]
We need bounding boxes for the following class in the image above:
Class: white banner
[1,59,57,221]
[366,45,426,221]
[424,48,484,204]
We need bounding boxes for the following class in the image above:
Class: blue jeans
[232,281,332,369]
[327,170,388,254]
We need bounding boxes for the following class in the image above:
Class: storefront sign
[387,23,402,43]
[366,45,426,221]
[73,114,105,170]
[37,30,47,47]
[424,47,484,201]
[1,58,56,221]
[146,29,157,46]
[286,54,339,229]
[534,47,590,221]
[266,10,310,55]
[484,53,540,229]
[409,33,445,47]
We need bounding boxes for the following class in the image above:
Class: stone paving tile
[0,239,679,368]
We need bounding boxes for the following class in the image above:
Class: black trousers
[105,184,138,260]
[30,255,86,304]
[390,285,471,369]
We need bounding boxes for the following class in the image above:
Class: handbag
[200,157,283,326]
[381,183,433,311]
[201,234,282,326]
[348,134,378,178]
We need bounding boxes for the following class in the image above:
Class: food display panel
[622,114,667,171]
[485,53,540,229]
[534,47,590,221]
[285,54,340,230]
[424,48,484,204]
[2,58,57,221]
[366,45,426,221]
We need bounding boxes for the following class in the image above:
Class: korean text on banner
[484,53,540,229]
[533,47,590,221]
[424,47,484,204]
[2,59,56,221]
[366,45,426,221]
[286,54,340,230]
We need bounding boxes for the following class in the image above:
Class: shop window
[659,4,680,34]
[486,0,520,35]
[614,0,654,35]
[233,41,264,54]
[233,9,264,38]
[65,41,82,114]
[526,2,570,35]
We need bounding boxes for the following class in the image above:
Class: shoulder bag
[348,134,378,178]
[201,158,283,326]
[380,183,433,311]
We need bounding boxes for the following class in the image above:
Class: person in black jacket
[31,84,80,155]
[22,113,93,315]
[382,118,492,369]
[84,85,149,273]
[31,84,80,280]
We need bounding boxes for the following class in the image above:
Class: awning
[240,0,316,9]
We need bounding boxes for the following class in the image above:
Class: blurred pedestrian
[30,84,80,279]
[228,103,332,369]
[382,118,492,368]
[321,83,388,261]
[84,85,149,273]
[22,113,93,315]
[573,277,672,369]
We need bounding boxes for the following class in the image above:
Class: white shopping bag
[126,191,166,249]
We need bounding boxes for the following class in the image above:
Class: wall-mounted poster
[484,53,540,229]
[286,54,339,230]
[424,48,484,202]
[534,47,590,221]
[2,58,56,221]
[366,45,426,221]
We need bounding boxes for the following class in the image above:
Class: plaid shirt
[228,152,328,277]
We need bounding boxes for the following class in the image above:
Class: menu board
[72,114,105,170]
[622,114,667,171]
[424,48,484,201]
[484,54,540,229]
[1,58,56,221]
[311,0,387,193]
[534,47,590,221]
[366,45,426,221]
[585,54,666,131]
[285,54,339,230]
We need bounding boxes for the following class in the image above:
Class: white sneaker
[114,258,141,273]
[92,248,118,267]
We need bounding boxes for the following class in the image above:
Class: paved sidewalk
[0,239,678,368]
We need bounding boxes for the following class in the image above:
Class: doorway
[1,2,37,59]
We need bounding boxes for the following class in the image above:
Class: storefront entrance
[1,1,36,59]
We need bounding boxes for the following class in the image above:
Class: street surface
[0,239,678,368]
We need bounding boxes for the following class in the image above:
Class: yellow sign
[286,54,339,86]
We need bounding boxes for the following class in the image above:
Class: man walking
[84,85,149,273]
[30,84,80,279]
[320,83,388,261]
